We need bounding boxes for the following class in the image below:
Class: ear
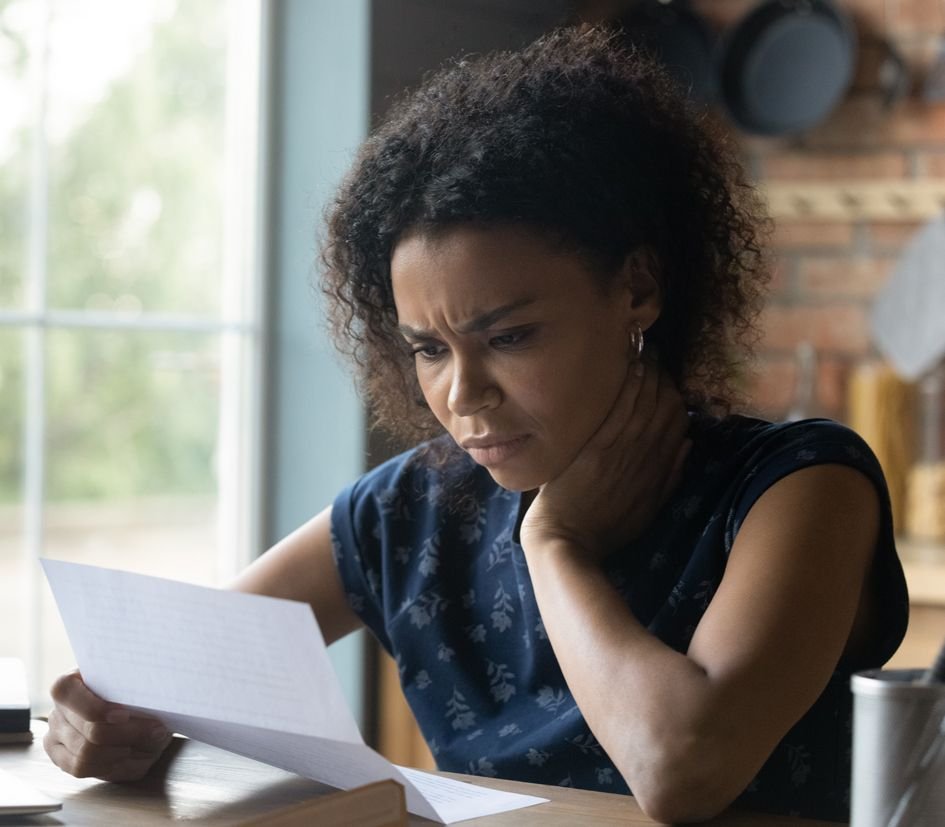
[616,246,662,332]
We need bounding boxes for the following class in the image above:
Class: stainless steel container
[851,669,945,826]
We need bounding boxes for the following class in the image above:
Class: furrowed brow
[397,298,536,339]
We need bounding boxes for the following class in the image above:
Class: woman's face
[390,225,657,491]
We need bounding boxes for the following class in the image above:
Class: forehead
[390,225,598,313]
[392,225,556,278]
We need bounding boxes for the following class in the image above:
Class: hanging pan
[616,0,718,106]
[717,0,857,136]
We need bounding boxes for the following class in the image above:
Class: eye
[410,342,446,361]
[489,328,533,349]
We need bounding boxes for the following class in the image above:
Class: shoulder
[708,415,908,666]
[683,414,894,561]
[698,413,874,457]
[694,414,886,495]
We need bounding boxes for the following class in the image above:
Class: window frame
[262,0,369,727]
[0,0,270,700]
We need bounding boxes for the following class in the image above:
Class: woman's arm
[522,462,878,823]
[230,505,363,646]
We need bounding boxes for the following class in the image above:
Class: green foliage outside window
[0,0,230,504]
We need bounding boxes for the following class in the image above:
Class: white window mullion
[23,0,51,700]
[217,0,267,581]
[243,0,274,570]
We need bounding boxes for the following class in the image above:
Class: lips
[461,434,530,466]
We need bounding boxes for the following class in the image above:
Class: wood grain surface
[0,722,843,826]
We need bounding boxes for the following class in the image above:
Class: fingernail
[106,709,130,724]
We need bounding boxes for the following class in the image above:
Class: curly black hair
[322,25,771,448]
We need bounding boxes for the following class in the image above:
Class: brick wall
[580,0,945,423]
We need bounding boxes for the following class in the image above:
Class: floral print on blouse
[330,414,909,821]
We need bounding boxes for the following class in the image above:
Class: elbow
[617,739,752,823]
[633,784,733,824]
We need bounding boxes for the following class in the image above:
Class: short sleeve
[724,418,909,670]
[330,463,403,655]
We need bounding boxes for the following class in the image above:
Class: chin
[483,465,548,493]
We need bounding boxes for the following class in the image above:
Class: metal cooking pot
[616,0,717,106]
[717,0,857,136]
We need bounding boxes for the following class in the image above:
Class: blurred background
[1,0,943,769]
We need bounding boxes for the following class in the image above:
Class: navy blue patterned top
[330,414,909,820]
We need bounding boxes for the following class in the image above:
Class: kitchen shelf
[761,180,945,221]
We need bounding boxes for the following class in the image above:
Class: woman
[44,27,908,822]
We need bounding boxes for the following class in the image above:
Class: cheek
[533,344,626,418]
[536,362,628,472]
[415,366,451,419]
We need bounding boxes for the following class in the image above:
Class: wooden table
[0,723,841,826]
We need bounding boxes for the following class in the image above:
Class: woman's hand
[44,670,172,782]
[520,353,691,562]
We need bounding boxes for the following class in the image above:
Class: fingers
[46,712,168,781]
[524,348,691,552]
[646,366,691,485]
[45,671,170,782]
[51,671,167,743]
[44,728,161,782]
[596,351,684,452]
[46,708,132,778]
[57,702,168,750]
[659,437,693,506]
[591,353,653,449]
[51,670,122,724]
[625,353,662,441]
[652,373,690,447]
[600,353,690,499]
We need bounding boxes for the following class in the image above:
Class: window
[0,0,266,701]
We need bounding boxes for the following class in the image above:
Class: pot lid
[618,1,717,105]
[718,0,855,135]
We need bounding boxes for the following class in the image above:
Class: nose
[447,354,501,416]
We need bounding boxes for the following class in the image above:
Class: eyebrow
[397,297,536,338]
